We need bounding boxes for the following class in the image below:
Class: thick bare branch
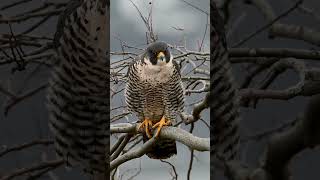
[110,134,132,161]
[229,48,320,60]
[239,67,320,103]
[110,123,210,151]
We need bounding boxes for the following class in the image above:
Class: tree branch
[239,68,320,103]
[110,123,210,152]
[246,0,320,47]
[110,137,157,170]
[229,48,320,60]
[0,139,53,158]
[233,0,303,47]
[226,94,320,180]
[0,159,63,180]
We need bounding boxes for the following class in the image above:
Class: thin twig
[4,83,48,116]
[0,0,34,10]
[0,159,63,180]
[0,139,53,158]
[160,160,178,180]
[232,0,303,47]
[187,123,195,180]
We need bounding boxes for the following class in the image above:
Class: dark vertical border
[210,1,216,178]
[105,0,111,177]
[210,1,241,179]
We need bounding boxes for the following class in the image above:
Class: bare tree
[213,0,320,179]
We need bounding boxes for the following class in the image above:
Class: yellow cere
[157,51,165,59]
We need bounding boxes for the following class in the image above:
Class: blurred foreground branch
[226,94,320,180]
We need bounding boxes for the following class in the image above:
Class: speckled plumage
[125,42,184,159]
[47,0,109,175]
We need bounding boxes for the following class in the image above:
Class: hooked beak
[157,52,166,62]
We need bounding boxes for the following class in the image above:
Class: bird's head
[144,41,172,66]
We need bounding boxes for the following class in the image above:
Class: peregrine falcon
[47,0,109,175]
[125,41,184,159]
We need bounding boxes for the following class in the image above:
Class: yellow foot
[152,116,171,138]
[138,118,153,138]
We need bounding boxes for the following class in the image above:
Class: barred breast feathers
[47,0,108,173]
[125,55,184,118]
[124,59,144,116]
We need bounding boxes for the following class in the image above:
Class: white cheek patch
[138,58,174,84]
[158,60,167,66]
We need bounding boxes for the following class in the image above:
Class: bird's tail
[143,134,177,159]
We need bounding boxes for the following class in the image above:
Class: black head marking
[144,41,171,65]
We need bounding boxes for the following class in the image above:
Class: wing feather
[164,60,184,122]
[125,57,144,117]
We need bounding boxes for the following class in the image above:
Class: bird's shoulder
[126,54,144,76]
[172,59,181,76]
[54,0,82,47]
